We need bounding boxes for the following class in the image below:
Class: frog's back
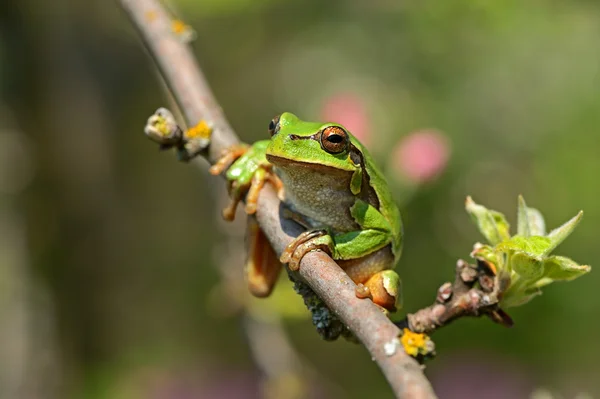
[350,136,403,260]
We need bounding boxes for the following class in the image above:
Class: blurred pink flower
[392,129,450,184]
[320,93,371,145]
[148,368,260,399]
[430,351,533,399]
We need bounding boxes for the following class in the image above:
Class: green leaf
[501,287,542,308]
[491,210,511,242]
[544,211,583,255]
[465,196,511,245]
[517,196,530,237]
[526,208,546,236]
[543,255,591,281]
[496,235,552,257]
[470,243,498,264]
[517,195,546,237]
[511,252,544,281]
[532,277,553,288]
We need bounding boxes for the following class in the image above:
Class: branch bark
[118,0,436,397]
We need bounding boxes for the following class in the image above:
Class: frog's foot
[280,230,334,271]
[209,145,282,221]
[362,270,402,313]
[245,166,283,215]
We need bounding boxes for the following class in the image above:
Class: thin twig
[401,259,513,335]
[118,0,436,397]
[120,0,237,162]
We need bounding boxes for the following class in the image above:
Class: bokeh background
[1,0,599,398]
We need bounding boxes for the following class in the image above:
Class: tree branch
[118,0,436,397]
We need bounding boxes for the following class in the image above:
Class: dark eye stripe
[289,133,318,141]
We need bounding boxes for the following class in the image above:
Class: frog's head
[265,112,359,172]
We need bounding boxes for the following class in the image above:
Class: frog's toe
[355,283,372,299]
[222,201,238,221]
[244,167,269,215]
[280,230,332,271]
[288,240,330,271]
[221,181,244,221]
[209,145,248,176]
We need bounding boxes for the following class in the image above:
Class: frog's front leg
[209,142,283,221]
[280,199,401,311]
[280,227,400,311]
[280,229,334,271]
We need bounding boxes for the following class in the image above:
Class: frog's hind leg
[362,270,401,312]
[340,247,401,312]
[246,215,282,297]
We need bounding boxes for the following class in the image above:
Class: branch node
[436,282,453,303]
[144,107,211,161]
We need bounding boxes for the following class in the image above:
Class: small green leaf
[511,252,544,281]
[543,255,591,281]
[532,277,553,288]
[496,235,552,257]
[501,288,542,308]
[491,210,511,242]
[465,197,511,245]
[544,211,583,255]
[517,196,546,237]
[517,195,530,237]
[470,243,497,264]
[526,208,546,236]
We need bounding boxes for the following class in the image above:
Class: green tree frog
[210,113,403,312]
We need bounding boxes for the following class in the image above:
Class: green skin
[226,112,403,306]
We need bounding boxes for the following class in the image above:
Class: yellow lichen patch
[171,19,188,34]
[184,120,212,140]
[145,10,158,22]
[171,19,196,42]
[400,328,434,357]
[150,116,170,137]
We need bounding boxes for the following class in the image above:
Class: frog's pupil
[327,134,343,143]
[269,121,275,131]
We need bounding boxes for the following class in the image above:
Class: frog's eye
[320,126,348,154]
[268,115,281,137]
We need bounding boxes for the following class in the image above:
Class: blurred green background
[1,0,599,398]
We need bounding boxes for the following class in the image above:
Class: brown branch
[402,259,514,335]
[118,0,436,397]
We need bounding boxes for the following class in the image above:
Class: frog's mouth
[266,154,351,175]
